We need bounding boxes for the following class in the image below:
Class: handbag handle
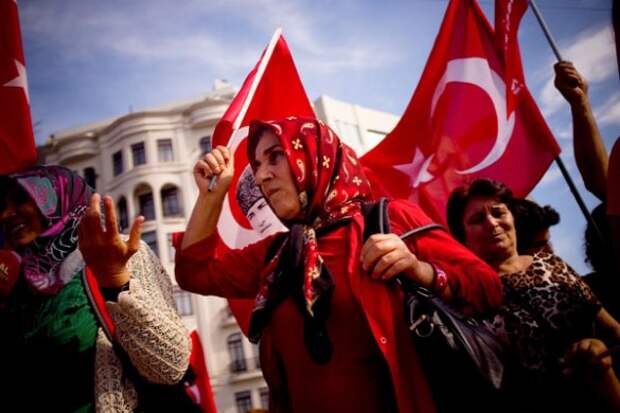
[370,198,445,291]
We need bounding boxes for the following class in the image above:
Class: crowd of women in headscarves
[1,118,618,413]
[2,9,620,413]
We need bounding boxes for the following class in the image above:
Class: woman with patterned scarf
[0,165,189,412]
[176,116,503,413]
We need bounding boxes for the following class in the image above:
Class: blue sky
[19,0,618,274]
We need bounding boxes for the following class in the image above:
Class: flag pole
[528,0,563,61]
[208,28,283,191]
[528,0,604,241]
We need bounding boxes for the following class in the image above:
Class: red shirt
[176,199,502,413]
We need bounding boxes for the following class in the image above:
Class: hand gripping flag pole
[527,0,604,242]
[207,28,284,192]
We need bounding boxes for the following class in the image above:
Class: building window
[84,167,97,190]
[138,192,155,221]
[158,139,174,162]
[173,286,193,316]
[166,233,175,262]
[228,333,247,373]
[113,150,123,176]
[234,391,253,413]
[253,344,261,369]
[161,186,182,217]
[199,136,212,156]
[131,142,146,166]
[259,387,269,410]
[117,197,128,231]
[142,230,158,257]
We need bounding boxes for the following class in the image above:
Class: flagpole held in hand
[528,0,563,61]
[207,28,284,192]
[528,0,604,243]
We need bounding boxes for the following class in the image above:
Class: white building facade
[40,83,398,413]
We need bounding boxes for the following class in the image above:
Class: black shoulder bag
[362,198,506,413]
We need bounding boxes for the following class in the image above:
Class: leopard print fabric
[487,252,601,376]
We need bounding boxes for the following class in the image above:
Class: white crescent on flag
[431,57,515,175]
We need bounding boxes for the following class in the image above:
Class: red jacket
[176,199,502,413]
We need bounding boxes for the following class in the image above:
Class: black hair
[511,198,560,254]
[584,203,612,273]
[446,178,513,243]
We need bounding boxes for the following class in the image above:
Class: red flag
[212,29,314,335]
[361,0,560,224]
[495,0,528,114]
[188,330,218,413]
[0,0,37,173]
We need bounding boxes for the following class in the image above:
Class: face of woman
[462,196,518,264]
[253,130,302,221]
[0,186,45,249]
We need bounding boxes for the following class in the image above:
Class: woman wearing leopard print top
[447,178,620,413]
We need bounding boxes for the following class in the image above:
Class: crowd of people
[1,6,619,413]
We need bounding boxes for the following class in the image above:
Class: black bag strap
[362,197,446,242]
[361,198,448,294]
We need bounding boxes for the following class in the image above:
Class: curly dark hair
[511,198,560,254]
[584,203,612,273]
[446,178,513,243]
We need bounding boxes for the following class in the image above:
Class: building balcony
[228,357,263,383]
[187,101,231,129]
[220,305,239,328]
[55,137,99,164]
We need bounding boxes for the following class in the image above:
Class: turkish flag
[0,0,37,174]
[495,0,528,114]
[362,0,560,224]
[188,330,218,413]
[212,29,314,335]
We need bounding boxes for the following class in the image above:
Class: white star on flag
[393,147,434,188]
[4,59,30,105]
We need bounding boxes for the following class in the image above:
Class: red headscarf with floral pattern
[246,116,372,363]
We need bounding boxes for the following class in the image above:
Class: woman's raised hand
[193,145,234,197]
[78,193,144,288]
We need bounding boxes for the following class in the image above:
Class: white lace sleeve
[105,241,190,384]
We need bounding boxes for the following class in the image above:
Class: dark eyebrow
[261,144,284,157]
[253,144,284,167]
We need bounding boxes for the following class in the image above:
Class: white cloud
[20,0,398,76]
[538,24,617,118]
[556,128,572,140]
[539,163,563,186]
[538,141,575,187]
[593,91,620,127]
[212,0,400,73]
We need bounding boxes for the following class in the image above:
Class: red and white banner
[362,0,560,224]
[212,29,314,334]
[495,0,528,114]
[188,330,218,413]
[0,0,37,174]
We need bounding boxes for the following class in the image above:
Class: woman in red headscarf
[176,116,502,413]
